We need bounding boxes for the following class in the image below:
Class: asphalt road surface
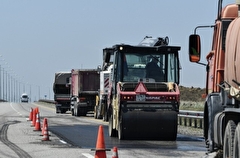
[0,102,210,158]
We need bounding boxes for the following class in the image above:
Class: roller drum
[120,107,178,140]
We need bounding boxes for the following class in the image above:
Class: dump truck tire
[233,123,240,158]
[224,120,236,158]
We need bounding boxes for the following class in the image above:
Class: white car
[21,93,29,103]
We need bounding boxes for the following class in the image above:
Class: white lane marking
[10,103,22,116]
[59,139,67,144]
[82,153,94,158]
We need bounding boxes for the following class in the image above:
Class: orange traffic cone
[92,125,110,158]
[34,112,41,131]
[31,108,36,127]
[28,108,33,121]
[42,119,50,141]
[41,118,47,136]
[112,147,118,158]
[35,107,39,114]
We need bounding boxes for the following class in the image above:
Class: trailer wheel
[108,113,116,137]
[223,120,236,158]
[233,123,240,158]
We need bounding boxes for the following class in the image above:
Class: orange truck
[189,0,240,157]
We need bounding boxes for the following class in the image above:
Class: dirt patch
[179,86,205,102]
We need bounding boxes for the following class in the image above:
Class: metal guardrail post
[178,110,204,129]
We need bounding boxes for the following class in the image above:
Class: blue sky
[0,1,235,100]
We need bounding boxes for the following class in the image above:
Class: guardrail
[178,110,204,129]
[38,99,204,129]
[38,99,55,104]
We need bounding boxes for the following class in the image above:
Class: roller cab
[108,40,181,140]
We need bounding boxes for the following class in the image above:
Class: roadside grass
[180,101,204,111]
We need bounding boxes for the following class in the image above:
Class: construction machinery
[53,72,71,113]
[94,48,114,121]
[188,0,240,157]
[107,36,181,140]
[70,69,100,116]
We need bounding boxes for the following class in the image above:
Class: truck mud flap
[120,109,178,140]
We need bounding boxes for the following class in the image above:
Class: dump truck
[108,36,181,140]
[70,69,100,116]
[94,48,114,121]
[188,1,240,157]
[53,72,71,113]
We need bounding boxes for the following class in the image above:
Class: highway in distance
[0,102,208,158]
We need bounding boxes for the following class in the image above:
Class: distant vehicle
[21,93,29,103]
[53,71,71,113]
[70,69,100,116]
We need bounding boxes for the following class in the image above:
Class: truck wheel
[56,107,61,114]
[118,114,124,140]
[224,120,236,158]
[73,107,76,116]
[108,113,116,137]
[76,106,80,116]
[103,104,108,122]
[233,123,240,158]
[94,106,98,119]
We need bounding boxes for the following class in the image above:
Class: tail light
[80,97,86,102]
[121,95,135,101]
[165,95,178,101]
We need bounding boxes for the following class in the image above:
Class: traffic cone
[28,108,33,121]
[31,108,36,127]
[41,118,47,136]
[92,125,109,158]
[42,119,50,141]
[34,112,41,131]
[112,147,118,158]
[35,107,39,114]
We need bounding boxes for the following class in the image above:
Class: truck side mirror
[97,65,101,74]
[189,34,201,62]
